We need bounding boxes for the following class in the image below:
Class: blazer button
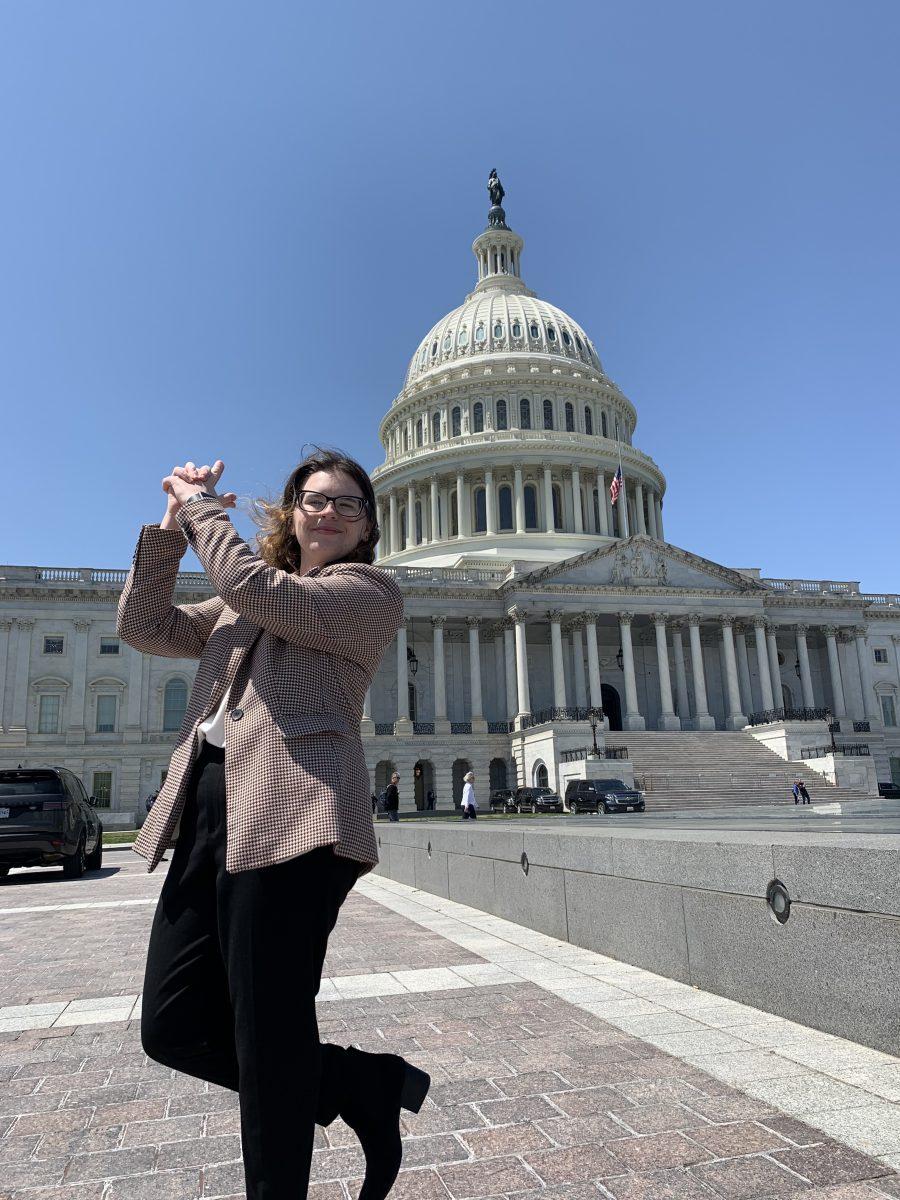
[229,708,244,721]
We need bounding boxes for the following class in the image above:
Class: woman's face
[291,469,372,573]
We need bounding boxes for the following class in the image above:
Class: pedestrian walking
[798,781,812,804]
[426,788,436,811]
[461,770,478,819]
[119,449,429,1200]
[791,779,802,804]
[384,772,400,822]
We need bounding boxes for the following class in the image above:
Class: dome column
[484,468,496,534]
[571,466,584,534]
[513,464,526,535]
[388,491,399,556]
[634,483,647,535]
[542,464,554,533]
[647,492,659,539]
[595,470,609,536]
[406,484,416,549]
[428,477,440,543]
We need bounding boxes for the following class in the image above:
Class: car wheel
[0,866,9,878]
[85,834,103,872]
[601,803,611,815]
[63,838,86,879]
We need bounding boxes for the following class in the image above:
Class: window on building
[584,406,593,435]
[415,419,423,447]
[450,492,458,537]
[874,648,889,664]
[38,694,60,734]
[442,332,452,352]
[493,322,503,338]
[474,324,486,344]
[552,484,563,529]
[457,326,468,347]
[529,322,539,338]
[562,330,571,346]
[601,411,608,438]
[575,334,583,352]
[400,507,407,545]
[524,484,538,529]
[419,346,427,367]
[99,637,119,655]
[92,772,112,806]
[543,398,554,430]
[498,485,513,531]
[496,399,508,430]
[96,695,117,733]
[160,769,168,787]
[882,695,897,727]
[473,402,484,433]
[511,321,522,338]
[163,679,188,732]
[431,341,437,357]
[431,411,440,443]
[546,326,556,342]
[43,636,64,655]
[565,402,575,432]
[415,502,423,544]
[474,487,486,533]
[451,406,461,437]
[520,398,531,429]
[593,489,601,530]
[402,428,408,451]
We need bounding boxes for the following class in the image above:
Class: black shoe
[341,1048,431,1200]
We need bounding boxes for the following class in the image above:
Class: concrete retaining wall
[372,821,900,1055]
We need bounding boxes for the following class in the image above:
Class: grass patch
[103,831,139,845]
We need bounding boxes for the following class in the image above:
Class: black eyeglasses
[295,489,369,520]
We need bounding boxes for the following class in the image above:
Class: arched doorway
[413,760,435,810]
[375,760,396,793]
[489,758,508,792]
[452,759,472,809]
[533,761,549,787]
[602,684,622,732]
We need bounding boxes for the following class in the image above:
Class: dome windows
[496,398,508,430]
[529,322,539,339]
[575,334,583,353]
[418,346,427,367]
[432,411,441,443]
[442,332,453,352]
[451,406,462,438]
[511,321,522,339]
[584,406,593,435]
[547,326,557,342]
[431,341,438,358]
[543,398,554,430]
[473,402,484,433]
[457,326,469,347]
[520,397,531,429]
[474,324,486,344]
[562,330,571,346]
[565,402,574,432]
[493,322,504,339]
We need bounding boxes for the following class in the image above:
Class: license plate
[0,808,9,818]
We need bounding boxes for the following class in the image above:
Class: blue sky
[1,1,897,588]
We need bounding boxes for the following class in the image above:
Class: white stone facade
[2,194,899,815]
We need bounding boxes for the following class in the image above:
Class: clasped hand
[162,460,238,510]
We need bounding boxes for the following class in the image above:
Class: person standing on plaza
[791,779,802,804]
[461,770,478,819]
[118,449,430,1200]
[384,772,400,822]
[798,780,812,804]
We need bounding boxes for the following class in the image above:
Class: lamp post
[825,707,837,754]
[587,705,604,757]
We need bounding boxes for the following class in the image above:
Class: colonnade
[375,465,664,556]
[368,614,884,733]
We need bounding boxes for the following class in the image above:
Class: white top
[461,781,477,809]
[197,691,229,749]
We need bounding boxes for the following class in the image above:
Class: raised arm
[117,523,226,659]
[175,496,403,666]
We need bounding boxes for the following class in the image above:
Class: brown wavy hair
[249,447,380,573]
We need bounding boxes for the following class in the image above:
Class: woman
[118,449,430,1200]
[461,770,477,819]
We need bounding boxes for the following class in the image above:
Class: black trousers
[141,740,360,1199]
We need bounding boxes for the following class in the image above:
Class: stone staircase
[603,730,871,812]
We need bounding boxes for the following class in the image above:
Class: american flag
[610,467,623,505]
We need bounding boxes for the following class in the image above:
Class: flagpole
[616,419,629,538]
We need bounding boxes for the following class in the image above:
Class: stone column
[687,615,716,729]
[823,626,847,719]
[503,622,517,722]
[571,466,583,533]
[735,625,754,716]
[656,496,665,541]
[720,616,748,729]
[766,625,782,710]
[124,643,145,744]
[595,471,609,535]
[543,464,554,533]
[388,491,399,556]
[513,464,526,535]
[652,614,680,729]
[549,612,567,709]
[394,624,412,734]
[455,471,466,539]
[467,617,487,732]
[361,685,375,736]
[9,619,34,733]
[618,613,645,730]
[374,501,383,559]
[484,469,496,535]
[795,625,815,709]
[854,628,880,724]
[406,484,416,549]
[671,621,691,722]
[66,620,91,743]
[431,617,450,733]
[584,617,603,709]
[0,619,12,729]
[753,620,775,711]
[509,607,531,726]
[634,483,647,534]
[429,477,440,543]
[647,493,659,539]
[570,620,588,708]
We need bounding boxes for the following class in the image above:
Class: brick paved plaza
[2,853,900,1199]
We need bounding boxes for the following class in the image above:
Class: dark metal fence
[800,743,871,759]
[560,745,629,763]
[748,707,828,726]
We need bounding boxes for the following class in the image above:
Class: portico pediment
[511,535,764,594]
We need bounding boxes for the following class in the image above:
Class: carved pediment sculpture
[610,544,668,586]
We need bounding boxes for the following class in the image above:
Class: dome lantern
[472,170,530,296]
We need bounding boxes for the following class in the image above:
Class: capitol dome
[371,177,666,570]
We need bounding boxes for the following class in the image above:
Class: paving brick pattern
[0,858,898,1198]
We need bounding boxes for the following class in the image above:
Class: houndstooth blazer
[118,496,403,874]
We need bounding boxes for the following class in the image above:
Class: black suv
[0,768,103,879]
[515,786,564,814]
[489,788,517,813]
[566,778,645,815]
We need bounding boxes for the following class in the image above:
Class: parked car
[514,786,564,814]
[0,768,103,879]
[489,788,517,814]
[878,782,900,800]
[566,778,645,815]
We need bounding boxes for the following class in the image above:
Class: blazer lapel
[202,613,264,719]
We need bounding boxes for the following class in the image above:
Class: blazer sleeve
[175,496,404,665]
[117,523,226,659]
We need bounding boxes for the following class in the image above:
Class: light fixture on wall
[616,646,624,671]
[407,618,418,676]
[794,657,801,679]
